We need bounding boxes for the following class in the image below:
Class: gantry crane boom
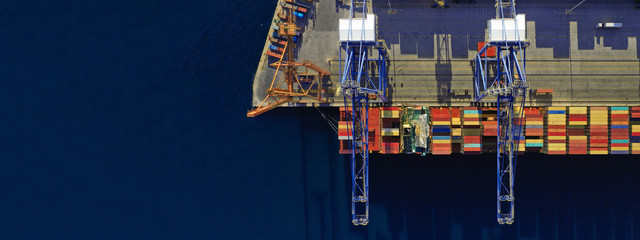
[472,0,528,224]
[339,0,389,225]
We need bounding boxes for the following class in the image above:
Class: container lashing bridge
[338,0,389,226]
[472,0,529,224]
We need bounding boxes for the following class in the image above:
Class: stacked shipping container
[524,108,544,152]
[610,107,629,154]
[632,107,640,154]
[568,107,588,154]
[380,107,401,154]
[589,107,609,154]
[463,107,482,154]
[547,107,567,154]
[451,108,462,153]
[337,106,640,156]
[482,108,498,152]
[369,108,381,152]
[431,107,452,155]
[514,106,525,154]
[338,107,352,154]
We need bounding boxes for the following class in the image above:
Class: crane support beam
[472,0,528,225]
[344,91,370,225]
[338,0,389,225]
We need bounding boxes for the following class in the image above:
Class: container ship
[248,0,640,225]
[337,106,640,155]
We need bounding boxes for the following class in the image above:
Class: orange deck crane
[247,7,330,118]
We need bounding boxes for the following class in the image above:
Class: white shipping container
[488,14,526,42]
[339,14,376,42]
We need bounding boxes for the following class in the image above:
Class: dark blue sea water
[1,1,639,239]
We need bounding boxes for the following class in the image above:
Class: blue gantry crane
[472,0,528,224]
[338,0,389,225]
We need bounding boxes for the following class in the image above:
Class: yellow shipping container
[381,111,400,118]
[611,147,629,151]
[464,121,480,125]
[548,107,566,111]
[452,128,462,136]
[432,121,450,125]
[548,121,567,125]
[432,139,451,144]
[590,150,608,155]
[548,136,567,140]
[381,128,399,136]
[526,121,544,125]
[569,107,587,113]
[569,121,587,125]
[611,110,628,114]
[527,139,544,144]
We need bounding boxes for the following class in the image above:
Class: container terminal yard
[248,0,640,226]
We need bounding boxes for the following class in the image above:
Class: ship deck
[251,0,640,108]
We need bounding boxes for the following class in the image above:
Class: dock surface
[252,0,640,107]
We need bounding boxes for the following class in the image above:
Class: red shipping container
[432,143,451,148]
[590,144,609,148]
[549,132,566,136]
[569,150,588,155]
[611,143,628,147]
[433,116,451,120]
[611,130,628,134]
[432,151,451,155]
[590,147,608,150]
[478,41,497,57]
[611,136,628,140]
[381,142,399,154]
[451,108,461,115]
[590,132,608,136]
